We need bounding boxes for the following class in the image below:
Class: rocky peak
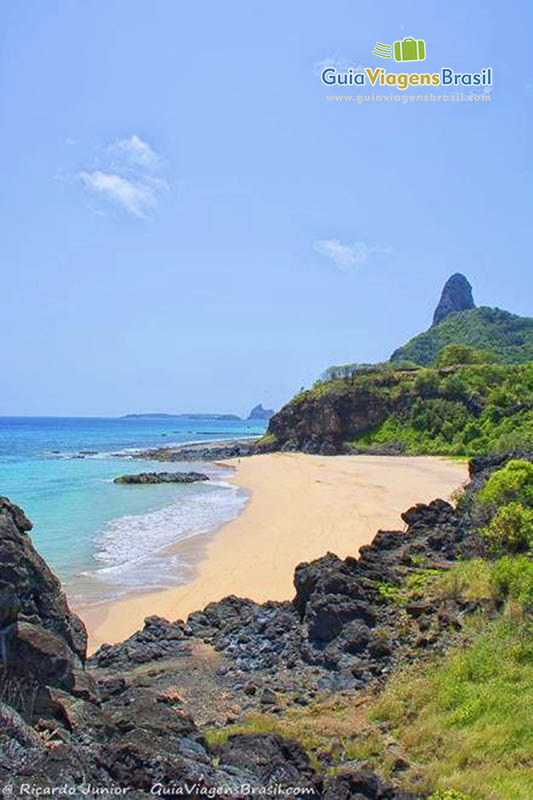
[248,403,274,420]
[432,273,475,325]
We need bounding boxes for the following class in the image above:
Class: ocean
[0,415,267,606]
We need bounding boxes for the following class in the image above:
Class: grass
[205,557,533,798]
[205,694,387,772]
[256,432,279,449]
[370,616,533,799]
[0,667,38,722]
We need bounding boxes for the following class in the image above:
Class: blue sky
[1,0,531,416]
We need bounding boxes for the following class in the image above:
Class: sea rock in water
[432,272,475,325]
[113,471,209,484]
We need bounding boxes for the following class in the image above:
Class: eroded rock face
[432,273,475,326]
[0,496,87,660]
[268,387,396,454]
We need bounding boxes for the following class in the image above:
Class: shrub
[436,344,496,368]
[477,459,533,510]
[482,502,533,554]
[490,556,533,610]
[414,369,440,397]
[441,559,492,601]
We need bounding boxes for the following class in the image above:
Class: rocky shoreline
[0,454,523,797]
[133,437,264,462]
[113,471,210,485]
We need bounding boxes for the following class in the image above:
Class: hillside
[265,362,533,456]
[391,306,533,366]
[320,275,533,379]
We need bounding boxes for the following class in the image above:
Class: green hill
[391,306,533,366]
[266,362,533,456]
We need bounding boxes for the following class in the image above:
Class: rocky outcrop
[267,380,402,454]
[248,404,275,420]
[432,273,476,325]
[1,496,411,796]
[160,497,479,694]
[137,437,262,462]
[113,471,209,484]
[0,496,87,661]
[91,615,193,669]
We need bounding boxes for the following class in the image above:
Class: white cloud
[110,134,160,169]
[75,134,167,219]
[77,171,160,218]
[313,238,389,271]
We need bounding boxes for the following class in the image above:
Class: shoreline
[77,453,468,654]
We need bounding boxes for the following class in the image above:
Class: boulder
[217,732,318,789]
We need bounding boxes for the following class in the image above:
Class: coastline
[78,452,468,653]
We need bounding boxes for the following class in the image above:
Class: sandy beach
[79,453,468,653]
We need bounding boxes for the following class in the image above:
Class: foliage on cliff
[391,306,533,367]
[267,362,533,455]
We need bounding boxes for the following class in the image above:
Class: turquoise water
[0,416,266,604]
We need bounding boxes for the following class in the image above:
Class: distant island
[247,404,275,421]
[123,406,275,421]
[121,412,242,420]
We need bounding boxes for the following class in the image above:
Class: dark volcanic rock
[217,733,318,791]
[323,770,417,799]
[187,595,303,672]
[113,471,209,484]
[0,496,87,661]
[432,272,475,326]
[136,438,266,462]
[90,615,192,669]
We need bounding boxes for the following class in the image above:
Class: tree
[436,344,496,368]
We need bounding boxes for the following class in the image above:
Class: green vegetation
[473,460,533,554]
[320,360,420,381]
[483,503,533,553]
[274,360,533,455]
[391,307,533,367]
[255,432,278,449]
[371,616,533,799]
[441,555,533,611]
[477,459,533,509]
[341,364,533,456]
[435,344,496,368]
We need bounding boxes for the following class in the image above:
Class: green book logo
[373,37,426,62]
